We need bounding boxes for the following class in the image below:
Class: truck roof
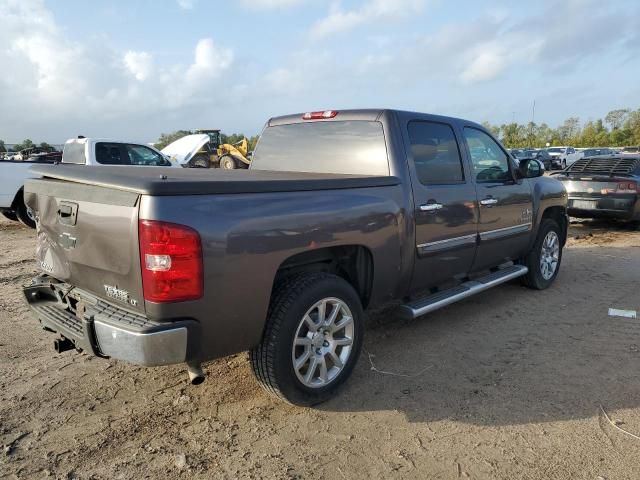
[267,109,483,128]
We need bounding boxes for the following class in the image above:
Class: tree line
[482,108,640,149]
[0,139,55,152]
[3,108,639,154]
[0,133,260,153]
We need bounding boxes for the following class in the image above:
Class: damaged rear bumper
[23,276,199,366]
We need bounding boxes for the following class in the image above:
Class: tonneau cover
[28,164,400,195]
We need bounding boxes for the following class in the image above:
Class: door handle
[58,205,72,218]
[420,203,443,212]
[479,198,498,207]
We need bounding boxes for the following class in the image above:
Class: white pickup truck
[546,146,583,169]
[0,138,175,228]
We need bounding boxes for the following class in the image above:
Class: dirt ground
[1,216,639,480]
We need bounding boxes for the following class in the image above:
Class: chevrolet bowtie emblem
[58,232,77,250]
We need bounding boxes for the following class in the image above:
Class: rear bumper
[23,277,199,366]
[567,196,639,220]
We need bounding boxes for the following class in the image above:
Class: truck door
[405,120,479,293]
[461,127,533,272]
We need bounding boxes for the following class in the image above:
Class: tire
[15,200,36,228]
[250,273,364,406]
[520,218,563,290]
[219,155,236,170]
[189,154,210,168]
[1,211,18,222]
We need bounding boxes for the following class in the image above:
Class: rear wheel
[521,218,562,289]
[15,200,36,229]
[250,273,364,406]
[219,155,236,170]
[1,211,18,222]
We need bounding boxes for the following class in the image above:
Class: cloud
[240,0,306,9]
[123,51,153,81]
[310,0,426,39]
[186,38,233,86]
[460,49,507,84]
[0,0,234,141]
[176,0,196,10]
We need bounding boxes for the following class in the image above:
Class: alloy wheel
[291,297,354,388]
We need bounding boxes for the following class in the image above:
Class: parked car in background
[546,146,582,169]
[15,146,62,163]
[510,149,553,170]
[621,146,640,154]
[0,155,56,227]
[582,148,616,158]
[552,154,640,222]
[23,109,568,405]
[0,138,175,228]
[63,137,175,167]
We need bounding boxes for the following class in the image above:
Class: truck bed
[29,164,400,195]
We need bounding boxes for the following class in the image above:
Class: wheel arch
[10,186,24,211]
[271,245,374,309]
[540,205,568,246]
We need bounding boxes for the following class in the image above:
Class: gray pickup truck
[23,109,568,405]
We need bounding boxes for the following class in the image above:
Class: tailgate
[24,178,145,313]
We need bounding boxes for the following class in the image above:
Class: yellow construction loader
[191,129,251,169]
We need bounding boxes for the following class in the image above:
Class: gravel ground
[1,216,639,479]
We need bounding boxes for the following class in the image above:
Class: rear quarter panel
[140,185,406,361]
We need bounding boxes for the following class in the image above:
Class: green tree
[248,135,260,151]
[500,122,527,148]
[0,140,6,153]
[14,139,35,152]
[557,117,580,144]
[154,130,193,150]
[481,121,500,138]
[605,109,630,130]
[623,109,640,145]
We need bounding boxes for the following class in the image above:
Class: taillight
[302,110,338,120]
[615,181,638,194]
[139,220,203,303]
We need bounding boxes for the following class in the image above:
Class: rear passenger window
[95,143,128,165]
[408,121,464,185]
[463,128,511,183]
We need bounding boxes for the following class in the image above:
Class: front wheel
[250,273,364,406]
[15,199,36,229]
[219,155,236,170]
[521,218,563,289]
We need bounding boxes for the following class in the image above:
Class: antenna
[531,99,536,125]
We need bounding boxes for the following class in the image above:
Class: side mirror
[517,158,544,178]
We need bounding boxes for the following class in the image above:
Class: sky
[1,0,639,144]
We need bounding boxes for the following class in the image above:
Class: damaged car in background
[553,155,640,222]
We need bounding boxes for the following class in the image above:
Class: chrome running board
[399,265,528,320]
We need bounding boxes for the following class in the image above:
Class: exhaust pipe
[187,362,205,385]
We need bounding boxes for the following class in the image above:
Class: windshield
[547,147,566,153]
[251,120,389,175]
